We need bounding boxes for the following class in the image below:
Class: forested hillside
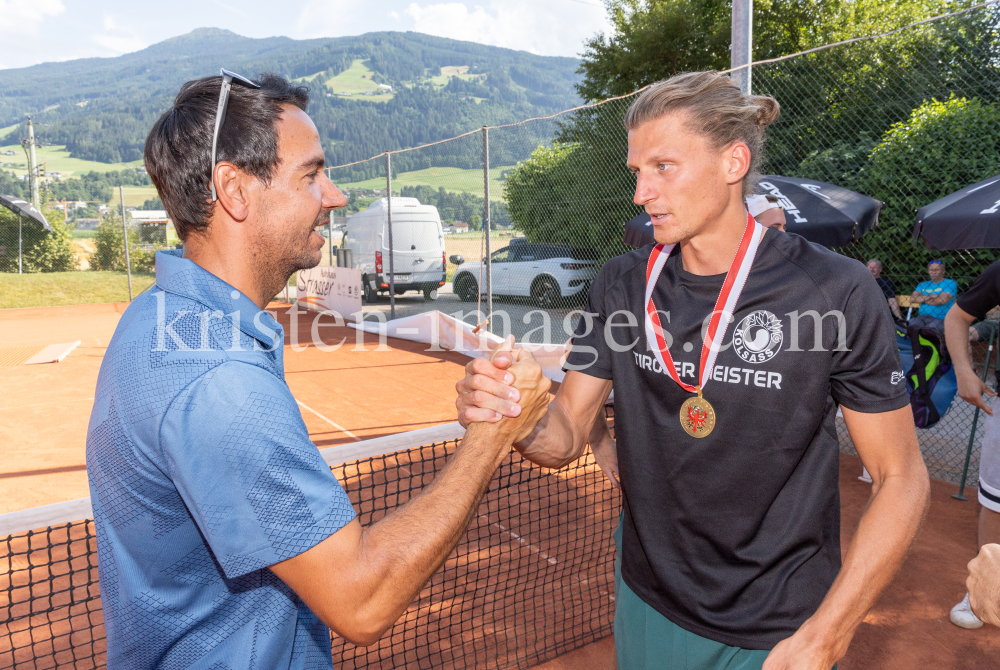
[0,28,581,169]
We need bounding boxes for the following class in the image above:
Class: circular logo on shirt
[732,310,783,364]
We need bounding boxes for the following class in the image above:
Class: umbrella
[623,177,883,249]
[0,194,52,232]
[623,212,654,248]
[756,176,882,247]
[913,173,1000,250]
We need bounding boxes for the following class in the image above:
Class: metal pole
[26,117,40,210]
[385,152,395,320]
[329,210,334,266]
[483,127,492,329]
[955,326,999,500]
[18,213,22,274]
[731,0,753,94]
[120,185,133,301]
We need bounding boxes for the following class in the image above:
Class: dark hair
[624,72,780,197]
[144,73,309,240]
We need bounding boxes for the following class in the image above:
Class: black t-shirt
[957,259,1000,319]
[565,231,908,649]
[875,276,896,301]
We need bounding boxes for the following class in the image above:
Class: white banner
[296,266,363,318]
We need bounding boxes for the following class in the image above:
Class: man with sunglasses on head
[85,70,550,669]
[458,72,929,669]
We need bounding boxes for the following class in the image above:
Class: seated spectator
[867,258,903,320]
[909,259,957,330]
[969,309,1000,344]
[745,193,786,231]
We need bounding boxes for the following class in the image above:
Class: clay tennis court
[2,302,1000,669]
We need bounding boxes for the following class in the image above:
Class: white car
[451,241,598,307]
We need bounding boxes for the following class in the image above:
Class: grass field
[336,165,514,199]
[426,65,486,89]
[0,271,156,309]
[0,123,19,141]
[1,145,142,178]
[111,185,160,207]
[303,59,395,103]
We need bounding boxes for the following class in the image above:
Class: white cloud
[0,0,65,34]
[403,1,608,57]
[295,0,371,38]
[91,14,147,55]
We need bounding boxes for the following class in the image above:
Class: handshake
[454,336,620,487]
[455,335,552,445]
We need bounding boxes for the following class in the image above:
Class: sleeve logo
[891,371,905,385]
[733,310,783,364]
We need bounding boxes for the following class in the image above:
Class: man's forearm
[945,307,977,376]
[801,458,928,654]
[513,400,587,469]
[927,293,953,306]
[349,422,515,638]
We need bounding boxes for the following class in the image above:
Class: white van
[342,197,447,303]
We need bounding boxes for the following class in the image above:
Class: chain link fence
[2,4,997,484]
[0,195,163,309]
[749,4,1000,485]
[322,4,1000,486]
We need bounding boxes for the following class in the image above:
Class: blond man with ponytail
[456,72,928,669]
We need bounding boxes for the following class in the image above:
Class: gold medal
[644,213,763,439]
[679,389,716,438]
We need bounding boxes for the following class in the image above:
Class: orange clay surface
[2,302,1000,668]
[0,300,472,515]
[534,454,1000,670]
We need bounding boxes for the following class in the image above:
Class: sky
[0,0,613,70]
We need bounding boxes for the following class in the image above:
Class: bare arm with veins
[762,406,929,670]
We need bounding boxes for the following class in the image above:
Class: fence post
[385,152,395,321]
[954,325,998,500]
[483,126,492,328]
[17,213,22,274]
[119,185,133,301]
[731,0,753,94]
[329,211,334,266]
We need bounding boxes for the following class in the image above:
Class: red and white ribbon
[644,212,764,393]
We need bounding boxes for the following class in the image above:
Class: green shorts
[612,515,835,670]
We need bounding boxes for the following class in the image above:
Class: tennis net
[1,410,620,669]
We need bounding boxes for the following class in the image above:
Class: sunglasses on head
[210,69,260,201]
[929,260,943,265]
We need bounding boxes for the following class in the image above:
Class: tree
[504,141,634,262]
[89,213,158,273]
[0,205,75,273]
[576,0,973,101]
[848,96,1000,288]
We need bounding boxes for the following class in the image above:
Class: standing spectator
[909,259,957,329]
[868,258,903,320]
[944,259,1000,629]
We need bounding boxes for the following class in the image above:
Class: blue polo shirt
[914,278,958,319]
[86,249,355,670]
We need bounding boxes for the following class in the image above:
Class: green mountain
[0,28,582,174]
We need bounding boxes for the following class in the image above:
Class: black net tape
[2,415,621,669]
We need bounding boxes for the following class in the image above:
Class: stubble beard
[251,205,327,302]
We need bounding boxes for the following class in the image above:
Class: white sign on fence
[296,265,363,318]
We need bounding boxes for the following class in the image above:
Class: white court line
[296,399,361,441]
[490,519,558,566]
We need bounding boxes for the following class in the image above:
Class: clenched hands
[463,336,551,444]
